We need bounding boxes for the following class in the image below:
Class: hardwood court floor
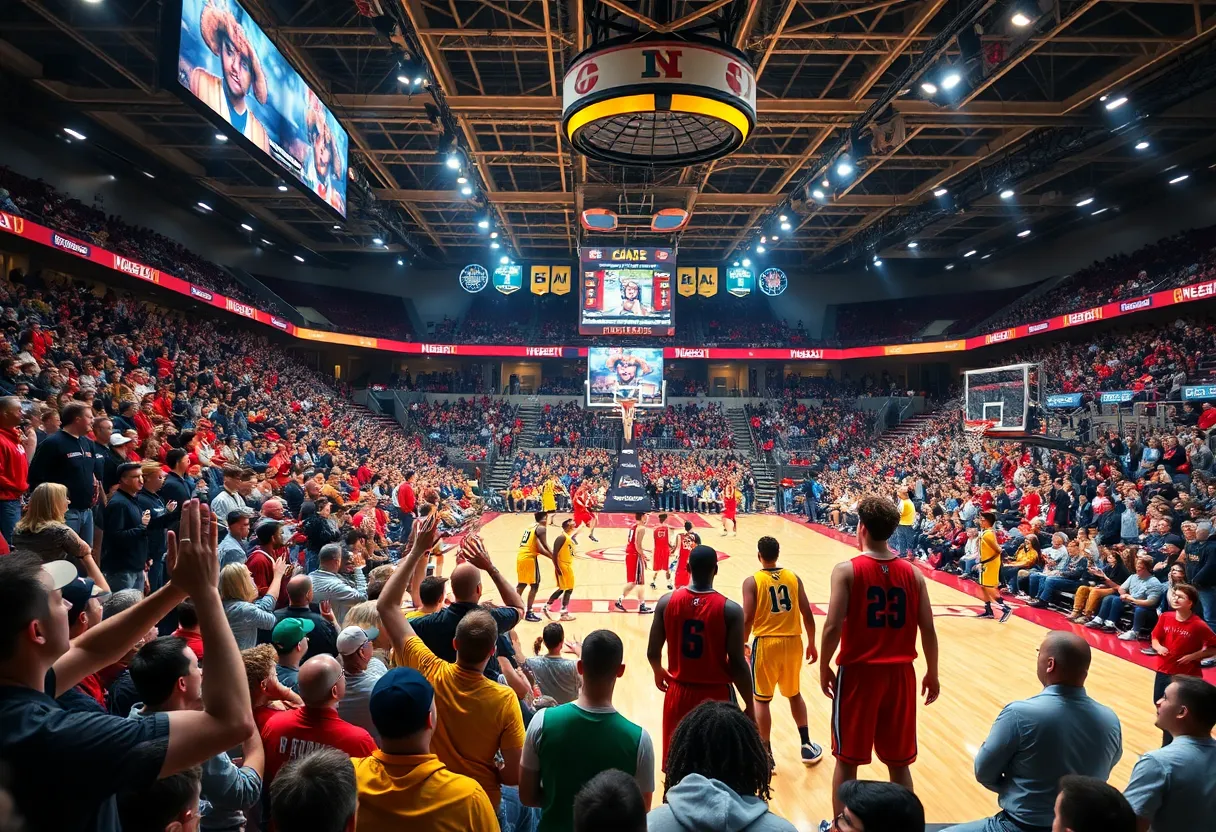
[472,511,1168,829]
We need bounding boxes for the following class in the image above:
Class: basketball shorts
[556,557,575,591]
[979,557,1001,588]
[831,662,917,766]
[724,507,736,521]
[653,550,670,573]
[750,635,802,701]
[573,508,592,526]
[674,565,690,589]
[625,552,644,584]
[516,555,540,586]
[662,680,732,770]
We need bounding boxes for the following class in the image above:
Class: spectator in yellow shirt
[377,514,526,810]
[352,666,497,831]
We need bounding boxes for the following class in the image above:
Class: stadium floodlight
[64,128,87,141]
[478,218,490,230]
[1169,174,1189,184]
[460,185,474,196]
[261,238,273,246]
[945,263,955,270]
[835,156,854,178]
[445,152,462,170]
[276,183,288,192]
[963,249,977,257]
[1104,95,1128,110]
[780,221,792,231]
[940,70,962,90]
[490,241,500,249]
[142,171,155,179]
[333,224,341,230]
[756,245,767,254]
[1000,189,1014,199]
[732,261,740,267]
[1017,229,1031,238]
[240,223,253,231]
[821,178,830,188]
[907,241,918,249]
[1135,141,1150,150]
[215,133,227,142]
[500,256,510,265]
[779,215,788,222]
[811,188,826,200]
[397,258,404,266]
[457,176,468,185]
[1091,208,1109,215]
[1076,197,1094,207]
[742,258,751,267]
[933,187,948,197]
[197,201,212,211]
[1011,11,1032,26]
[293,255,305,263]
[490,231,499,239]
[921,81,938,95]
[372,237,384,245]
[981,253,991,259]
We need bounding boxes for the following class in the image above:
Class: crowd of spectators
[406,396,519,454]
[748,396,876,464]
[257,275,414,340]
[388,366,487,393]
[0,167,290,316]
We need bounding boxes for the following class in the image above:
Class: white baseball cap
[336,625,379,655]
[41,560,77,591]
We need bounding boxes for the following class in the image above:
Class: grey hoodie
[647,774,797,832]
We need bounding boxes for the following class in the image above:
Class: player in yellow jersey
[516,510,554,622]
[741,535,823,768]
[976,511,1012,622]
[541,476,558,520]
[542,518,578,621]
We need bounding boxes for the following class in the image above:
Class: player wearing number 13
[819,496,940,823]
[647,545,754,770]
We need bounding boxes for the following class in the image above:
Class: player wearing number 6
[818,496,940,824]
[741,536,823,769]
[646,545,754,771]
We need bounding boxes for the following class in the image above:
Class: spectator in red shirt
[261,654,377,788]
[171,599,204,664]
[1199,402,1216,431]
[0,396,35,545]
[1150,583,1216,745]
[396,470,417,539]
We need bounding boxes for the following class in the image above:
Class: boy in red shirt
[1150,583,1216,744]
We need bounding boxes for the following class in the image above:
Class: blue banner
[1183,385,1216,401]
[1099,390,1135,404]
[493,263,523,295]
[1045,393,1083,408]
[726,266,754,298]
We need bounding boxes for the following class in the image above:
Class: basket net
[963,419,996,454]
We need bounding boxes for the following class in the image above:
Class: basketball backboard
[963,363,1038,433]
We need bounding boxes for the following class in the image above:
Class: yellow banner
[530,265,551,295]
[550,264,571,295]
[697,266,718,298]
[677,266,697,297]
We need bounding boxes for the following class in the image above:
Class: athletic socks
[798,726,811,746]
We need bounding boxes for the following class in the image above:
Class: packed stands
[405,397,520,454]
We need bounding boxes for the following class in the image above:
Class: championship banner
[697,266,718,298]
[493,263,523,295]
[550,265,572,295]
[530,265,551,295]
[677,266,697,297]
[726,265,753,298]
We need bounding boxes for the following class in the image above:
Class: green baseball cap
[271,617,315,650]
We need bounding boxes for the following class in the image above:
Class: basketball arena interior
[0,0,1215,830]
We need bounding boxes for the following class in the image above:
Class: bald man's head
[1037,631,1091,688]
[287,575,313,605]
[449,563,482,603]
[298,655,344,707]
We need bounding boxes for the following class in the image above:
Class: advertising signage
[3,209,1216,361]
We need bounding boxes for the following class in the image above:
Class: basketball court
[470,510,1164,829]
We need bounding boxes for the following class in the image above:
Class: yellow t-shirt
[752,568,802,638]
[979,529,1001,563]
[516,526,541,559]
[353,751,498,831]
[396,636,526,808]
[898,499,916,526]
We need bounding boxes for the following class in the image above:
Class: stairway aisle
[726,406,776,510]
[488,400,543,491]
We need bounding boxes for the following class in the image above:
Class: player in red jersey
[649,513,673,590]
[571,482,599,542]
[615,512,653,614]
[818,496,939,823]
[721,479,738,537]
[673,522,700,589]
[647,545,754,768]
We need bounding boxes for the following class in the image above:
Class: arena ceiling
[2,0,1216,270]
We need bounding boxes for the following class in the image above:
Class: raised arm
[818,561,852,700]
[461,537,526,616]
[377,511,439,656]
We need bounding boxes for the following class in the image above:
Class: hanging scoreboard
[579,246,675,336]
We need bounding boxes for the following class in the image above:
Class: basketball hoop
[619,398,637,443]
[963,419,997,454]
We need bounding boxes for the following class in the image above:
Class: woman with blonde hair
[220,558,288,649]
[13,482,108,590]
[1068,546,1132,623]
[343,601,391,654]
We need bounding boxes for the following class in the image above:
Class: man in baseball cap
[351,667,495,826]
[271,618,314,694]
[336,625,388,742]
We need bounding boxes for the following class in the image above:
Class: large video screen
[174,0,350,217]
[588,347,665,406]
[579,246,675,336]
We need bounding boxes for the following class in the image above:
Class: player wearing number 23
[647,545,754,770]
[818,497,939,819]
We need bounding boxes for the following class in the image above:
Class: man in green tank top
[519,629,655,832]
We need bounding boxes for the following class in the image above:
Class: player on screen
[189,1,271,152]
[304,90,345,214]
[607,352,653,388]
[616,279,651,316]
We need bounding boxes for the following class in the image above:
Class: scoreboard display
[579,246,675,337]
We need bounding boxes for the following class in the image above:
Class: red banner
[1,210,1212,362]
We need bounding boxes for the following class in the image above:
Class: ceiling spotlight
[981,254,991,260]
[457,175,468,185]
[500,256,509,265]
[240,223,253,231]
[261,238,273,245]
[445,152,462,170]
[293,254,305,263]
[941,71,962,90]
[873,258,883,267]
[413,76,424,86]
[276,183,289,192]
[1091,208,1109,215]
[197,201,212,211]
[491,241,500,249]
[396,74,410,85]
[945,263,955,270]
[1076,197,1094,207]
[460,185,473,196]
[742,258,752,268]
[779,214,788,222]
[1169,174,1190,184]
[477,218,490,229]
[1017,229,1032,238]
[835,157,854,177]
[397,258,405,266]
[215,133,228,142]
[1000,189,1014,199]
[907,241,918,248]
[1011,11,1032,26]
[921,81,938,95]
[756,245,767,254]
[772,235,779,241]
[372,237,384,245]
[760,236,767,244]
[1104,95,1128,110]
[142,171,155,179]
[811,188,826,200]
[821,178,830,188]
[333,224,341,230]
[490,231,499,239]
[1135,141,1150,150]
[64,128,87,141]
[933,187,948,197]
[780,221,792,231]
[732,261,740,267]
[963,249,977,257]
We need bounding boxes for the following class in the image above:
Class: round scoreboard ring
[562,37,757,167]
